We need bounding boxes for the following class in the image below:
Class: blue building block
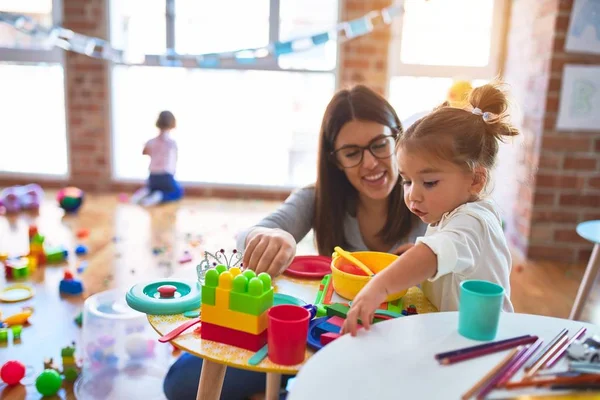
[60,278,84,295]
[75,244,88,255]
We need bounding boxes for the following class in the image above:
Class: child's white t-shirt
[417,199,514,313]
[145,133,177,175]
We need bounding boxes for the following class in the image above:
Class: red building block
[320,332,341,345]
[200,322,267,352]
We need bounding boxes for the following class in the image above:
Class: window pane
[0,0,53,49]
[399,0,494,67]
[0,63,68,175]
[278,0,338,70]
[389,76,487,128]
[175,1,270,54]
[112,66,334,187]
[110,0,166,55]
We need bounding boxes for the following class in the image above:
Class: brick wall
[63,0,111,192]
[503,0,600,263]
[338,0,393,96]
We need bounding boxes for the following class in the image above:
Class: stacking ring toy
[126,280,201,315]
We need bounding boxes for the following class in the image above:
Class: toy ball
[0,360,26,385]
[57,187,84,213]
[35,369,63,396]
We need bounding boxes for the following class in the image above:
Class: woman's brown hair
[398,80,519,185]
[313,85,417,256]
[156,111,176,130]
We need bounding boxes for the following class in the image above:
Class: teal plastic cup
[458,280,504,341]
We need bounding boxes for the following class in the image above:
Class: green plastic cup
[458,280,504,341]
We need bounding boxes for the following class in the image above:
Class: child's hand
[341,280,387,337]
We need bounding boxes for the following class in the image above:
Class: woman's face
[332,120,399,201]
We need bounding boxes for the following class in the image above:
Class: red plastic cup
[267,305,310,365]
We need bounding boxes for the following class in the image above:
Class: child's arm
[341,243,437,336]
[143,143,150,156]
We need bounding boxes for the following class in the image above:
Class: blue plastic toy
[75,245,88,256]
[126,280,201,315]
[60,277,84,295]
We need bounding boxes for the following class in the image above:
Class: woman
[163,85,426,400]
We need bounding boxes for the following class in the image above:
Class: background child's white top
[145,132,177,175]
[417,200,514,312]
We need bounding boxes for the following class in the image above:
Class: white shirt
[145,132,177,175]
[417,200,514,312]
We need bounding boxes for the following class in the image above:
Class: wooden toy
[200,266,273,351]
[320,332,341,346]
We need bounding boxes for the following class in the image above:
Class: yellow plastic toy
[331,251,407,301]
[3,306,33,327]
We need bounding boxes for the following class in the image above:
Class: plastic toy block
[216,286,230,309]
[374,309,403,319]
[320,332,341,346]
[325,303,350,319]
[201,303,268,335]
[60,277,84,295]
[229,270,274,316]
[11,325,22,339]
[326,316,345,328]
[314,321,341,336]
[0,329,7,341]
[46,247,68,263]
[201,286,216,306]
[387,298,403,313]
[201,321,267,352]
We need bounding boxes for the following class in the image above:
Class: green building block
[11,325,22,339]
[325,303,350,319]
[201,285,216,306]
[46,247,67,263]
[0,328,8,341]
[12,265,29,279]
[229,272,274,316]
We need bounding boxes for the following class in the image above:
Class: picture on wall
[565,0,600,55]
[556,64,600,131]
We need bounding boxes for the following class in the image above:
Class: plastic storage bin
[75,289,170,400]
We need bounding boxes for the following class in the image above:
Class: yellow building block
[215,287,229,309]
[201,303,267,335]
[62,356,75,364]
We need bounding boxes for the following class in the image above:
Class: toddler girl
[343,82,518,335]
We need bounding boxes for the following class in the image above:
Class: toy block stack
[200,265,273,351]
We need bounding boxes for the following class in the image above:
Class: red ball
[1,360,26,385]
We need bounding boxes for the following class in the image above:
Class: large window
[388,0,506,122]
[0,0,68,176]
[110,0,338,188]
[387,0,516,219]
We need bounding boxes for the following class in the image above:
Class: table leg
[569,243,600,321]
[265,373,282,400]
[196,359,227,400]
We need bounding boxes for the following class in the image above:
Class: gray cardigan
[236,186,427,253]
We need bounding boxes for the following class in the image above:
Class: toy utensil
[158,318,201,343]
[333,246,374,277]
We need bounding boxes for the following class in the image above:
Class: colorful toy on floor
[28,225,68,266]
[57,186,84,213]
[36,369,63,396]
[75,244,88,255]
[59,270,84,296]
[0,184,44,214]
[126,279,201,315]
[43,342,82,382]
[2,306,33,327]
[3,257,32,280]
[200,266,273,352]
[0,360,26,385]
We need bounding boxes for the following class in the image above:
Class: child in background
[130,111,183,206]
[342,81,518,336]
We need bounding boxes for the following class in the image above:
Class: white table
[288,312,599,400]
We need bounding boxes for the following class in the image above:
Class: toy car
[567,335,600,363]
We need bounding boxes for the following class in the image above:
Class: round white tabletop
[288,312,599,400]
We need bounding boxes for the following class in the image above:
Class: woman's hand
[391,243,414,255]
[242,228,296,276]
[341,278,388,337]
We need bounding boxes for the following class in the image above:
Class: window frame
[0,0,70,179]
[108,0,341,190]
[388,0,508,80]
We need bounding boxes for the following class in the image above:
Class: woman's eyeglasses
[330,134,397,168]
